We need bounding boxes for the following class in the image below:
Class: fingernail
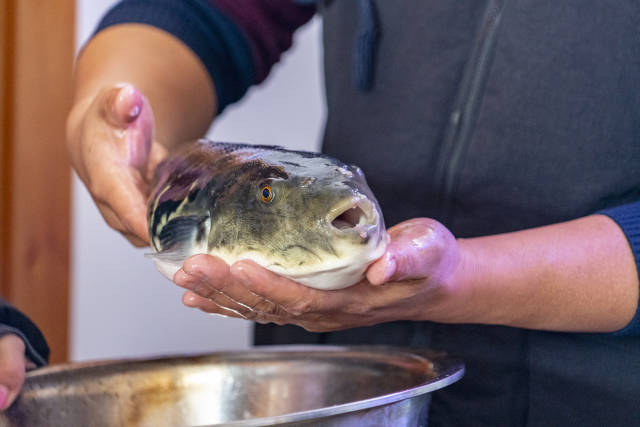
[128,104,141,121]
[109,84,142,125]
[0,385,9,410]
[118,86,141,123]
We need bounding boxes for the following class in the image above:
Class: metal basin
[0,345,464,426]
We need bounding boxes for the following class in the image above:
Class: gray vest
[256,1,640,425]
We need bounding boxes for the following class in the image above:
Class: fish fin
[145,250,184,280]
[157,215,209,250]
[146,215,209,280]
[144,250,190,264]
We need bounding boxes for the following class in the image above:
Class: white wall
[71,0,325,361]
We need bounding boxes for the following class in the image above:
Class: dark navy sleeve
[0,298,49,368]
[93,0,315,113]
[598,200,640,336]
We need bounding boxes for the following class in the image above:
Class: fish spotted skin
[147,140,387,290]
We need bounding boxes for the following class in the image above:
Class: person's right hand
[66,84,167,246]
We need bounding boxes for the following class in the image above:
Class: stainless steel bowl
[0,345,464,426]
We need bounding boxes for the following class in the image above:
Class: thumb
[103,83,143,127]
[366,250,397,285]
[102,84,155,171]
[366,218,456,285]
[367,247,424,285]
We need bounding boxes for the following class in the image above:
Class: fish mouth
[327,197,378,238]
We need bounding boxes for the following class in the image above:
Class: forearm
[72,24,216,147]
[71,0,315,148]
[456,214,638,332]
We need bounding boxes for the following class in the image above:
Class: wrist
[450,236,527,327]
[411,236,484,325]
[444,237,491,324]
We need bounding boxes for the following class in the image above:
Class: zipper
[434,0,508,224]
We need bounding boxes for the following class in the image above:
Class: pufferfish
[147,140,388,290]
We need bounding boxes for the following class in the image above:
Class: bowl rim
[25,345,465,426]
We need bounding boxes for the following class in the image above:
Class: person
[0,298,49,411]
[67,1,640,425]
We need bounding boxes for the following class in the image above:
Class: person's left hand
[0,334,35,411]
[173,218,473,332]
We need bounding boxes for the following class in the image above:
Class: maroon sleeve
[210,0,316,83]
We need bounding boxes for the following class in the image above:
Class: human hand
[0,334,35,411]
[173,218,473,332]
[66,84,167,246]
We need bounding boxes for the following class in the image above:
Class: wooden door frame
[1,0,74,364]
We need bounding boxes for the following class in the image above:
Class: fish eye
[260,185,274,203]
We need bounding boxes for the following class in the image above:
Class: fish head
[206,148,388,287]
[147,141,388,289]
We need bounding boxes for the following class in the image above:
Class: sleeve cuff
[0,325,48,368]
[94,0,255,113]
[598,200,640,336]
[0,302,49,367]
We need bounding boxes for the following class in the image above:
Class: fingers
[0,335,27,411]
[230,261,321,316]
[227,262,383,331]
[177,272,255,319]
[175,254,324,319]
[174,255,251,319]
[174,255,401,331]
[94,180,150,245]
[182,291,250,319]
[366,251,397,285]
[174,255,285,320]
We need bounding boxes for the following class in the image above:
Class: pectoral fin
[147,215,210,279]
